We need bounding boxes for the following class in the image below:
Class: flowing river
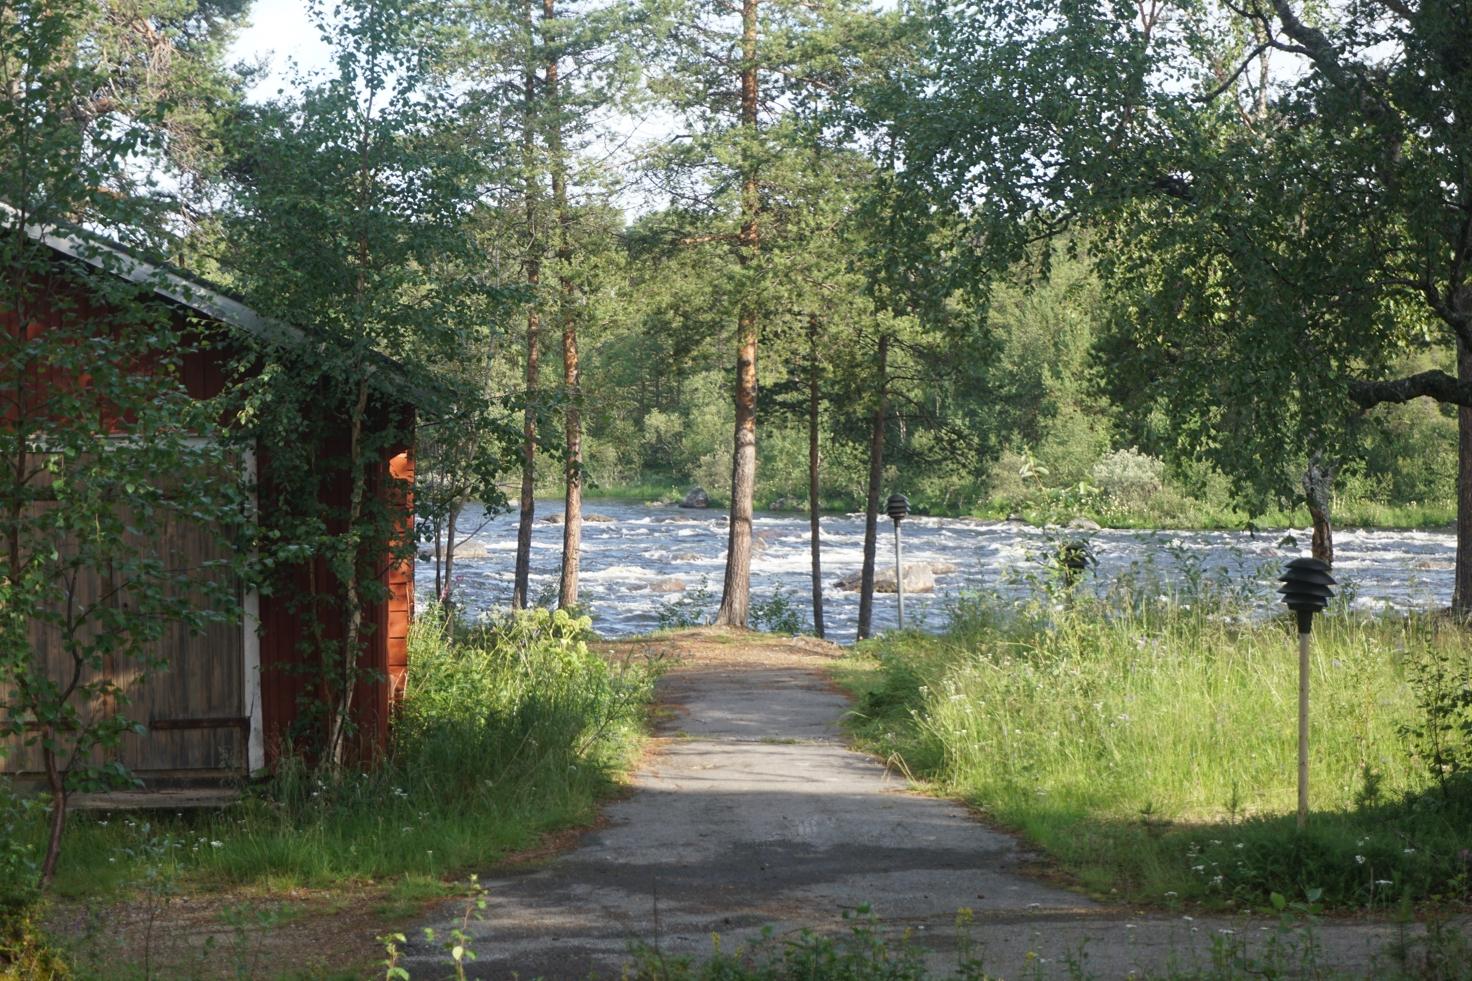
[415,499,1458,639]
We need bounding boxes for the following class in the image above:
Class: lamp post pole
[886,494,909,630]
[1278,557,1335,830]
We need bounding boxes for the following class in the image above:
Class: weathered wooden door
[114,508,246,775]
[1,456,247,779]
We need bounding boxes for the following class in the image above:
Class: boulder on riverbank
[680,487,709,509]
[1068,517,1102,531]
[835,563,936,594]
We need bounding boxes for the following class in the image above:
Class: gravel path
[401,631,1430,979]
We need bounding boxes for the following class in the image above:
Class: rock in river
[835,563,936,594]
[680,487,710,509]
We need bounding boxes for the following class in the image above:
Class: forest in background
[6,0,1471,633]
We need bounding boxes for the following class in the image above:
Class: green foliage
[1399,646,1472,803]
[1091,448,1166,505]
[222,0,504,762]
[656,578,715,630]
[841,590,1472,909]
[0,0,254,891]
[0,782,39,913]
[1,610,654,908]
[749,584,807,635]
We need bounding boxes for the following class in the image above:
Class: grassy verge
[834,595,1472,913]
[2,608,657,977]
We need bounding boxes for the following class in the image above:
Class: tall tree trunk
[329,378,371,767]
[1302,453,1335,567]
[443,499,460,608]
[1456,336,1472,617]
[808,314,824,639]
[715,0,760,628]
[856,333,889,641]
[432,505,443,602]
[513,7,541,611]
[547,0,582,610]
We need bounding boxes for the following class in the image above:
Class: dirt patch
[596,626,844,672]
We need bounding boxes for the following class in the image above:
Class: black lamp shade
[1279,557,1336,633]
[886,494,909,522]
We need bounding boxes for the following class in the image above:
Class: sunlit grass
[837,595,1472,909]
[18,608,656,903]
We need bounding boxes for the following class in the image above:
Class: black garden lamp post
[1278,556,1336,830]
[886,494,909,629]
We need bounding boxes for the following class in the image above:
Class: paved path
[402,635,1423,979]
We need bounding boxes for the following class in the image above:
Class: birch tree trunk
[1302,454,1336,567]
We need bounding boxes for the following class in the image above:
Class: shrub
[1090,447,1166,502]
[750,584,807,635]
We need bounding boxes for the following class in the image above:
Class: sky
[225,0,679,215]
[228,0,332,98]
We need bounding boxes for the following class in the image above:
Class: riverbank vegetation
[836,586,1472,912]
[0,610,656,975]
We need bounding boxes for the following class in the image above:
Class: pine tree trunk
[856,334,889,641]
[808,315,824,639]
[513,8,541,611]
[1456,336,1472,617]
[716,0,760,628]
[547,0,582,610]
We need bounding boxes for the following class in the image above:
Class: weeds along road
[401,629,1421,980]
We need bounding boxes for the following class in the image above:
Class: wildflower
[1356,855,1366,864]
[1404,848,1417,855]
[210,840,223,848]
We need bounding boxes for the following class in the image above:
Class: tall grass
[841,591,1472,909]
[14,608,655,902]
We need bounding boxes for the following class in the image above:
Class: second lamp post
[886,493,910,629]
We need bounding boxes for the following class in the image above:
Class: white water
[415,499,1457,639]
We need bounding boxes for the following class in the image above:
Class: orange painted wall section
[386,447,414,705]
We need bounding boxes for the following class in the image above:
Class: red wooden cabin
[1,214,415,781]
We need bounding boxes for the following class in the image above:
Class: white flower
[1356,855,1366,864]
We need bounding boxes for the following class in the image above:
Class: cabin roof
[2,202,455,410]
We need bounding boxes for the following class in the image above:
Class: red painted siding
[6,251,415,774]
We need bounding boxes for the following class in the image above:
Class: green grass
[835,594,1472,911]
[5,607,656,905]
